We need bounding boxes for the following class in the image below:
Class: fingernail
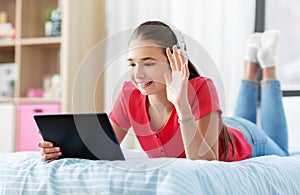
[56,147,60,151]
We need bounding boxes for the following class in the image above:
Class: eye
[144,62,155,66]
[128,63,136,67]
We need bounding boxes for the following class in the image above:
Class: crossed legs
[234,31,288,154]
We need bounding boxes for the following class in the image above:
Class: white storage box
[0,103,15,152]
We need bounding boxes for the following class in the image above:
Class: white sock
[257,30,279,68]
[245,33,262,63]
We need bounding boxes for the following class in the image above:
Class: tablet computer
[34,113,125,160]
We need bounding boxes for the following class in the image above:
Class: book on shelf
[0,23,15,42]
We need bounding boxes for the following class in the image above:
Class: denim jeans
[223,79,289,157]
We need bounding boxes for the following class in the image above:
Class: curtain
[103,0,256,149]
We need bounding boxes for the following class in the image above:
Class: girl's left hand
[165,45,190,110]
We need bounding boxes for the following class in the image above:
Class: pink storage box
[17,103,60,151]
[26,88,44,98]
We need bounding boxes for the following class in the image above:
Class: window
[265,0,300,92]
[263,0,300,153]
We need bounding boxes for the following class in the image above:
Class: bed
[0,151,300,194]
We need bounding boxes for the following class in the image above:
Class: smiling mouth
[137,81,153,88]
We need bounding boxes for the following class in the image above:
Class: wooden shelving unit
[0,0,106,152]
[0,0,63,152]
[0,0,62,101]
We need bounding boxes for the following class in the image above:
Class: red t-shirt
[109,77,252,161]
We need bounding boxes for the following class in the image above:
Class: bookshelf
[0,0,106,152]
[0,0,62,101]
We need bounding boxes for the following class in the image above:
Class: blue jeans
[223,79,289,157]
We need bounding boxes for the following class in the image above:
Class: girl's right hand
[38,141,62,163]
[165,46,190,111]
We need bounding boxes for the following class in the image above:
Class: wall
[61,0,106,113]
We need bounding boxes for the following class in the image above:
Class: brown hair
[129,20,235,160]
[220,119,235,160]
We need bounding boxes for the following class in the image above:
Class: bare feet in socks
[246,30,279,68]
[257,30,279,68]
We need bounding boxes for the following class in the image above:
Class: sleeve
[109,82,132,130]
[188,77,222,120]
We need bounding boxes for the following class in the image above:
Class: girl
[39,21,289,162]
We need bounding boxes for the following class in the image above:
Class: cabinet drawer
[17,103,60,151]
[0,103,15,152]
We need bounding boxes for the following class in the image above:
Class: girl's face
[127,39,171,95]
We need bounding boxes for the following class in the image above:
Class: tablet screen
[34,113,125,160]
